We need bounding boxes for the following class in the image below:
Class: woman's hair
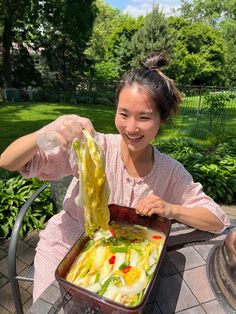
[116,52,182,122]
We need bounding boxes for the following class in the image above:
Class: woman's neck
[121,140,154,178]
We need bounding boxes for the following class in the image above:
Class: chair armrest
[8,183,49,277]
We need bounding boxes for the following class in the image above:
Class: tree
[1,0,43,87]
[220,18,236,85]
[1,0,97,88]
[130,5,175,67]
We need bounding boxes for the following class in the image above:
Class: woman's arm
[135,194,225,232]
[0,132,38,172]
[0,114,95,173]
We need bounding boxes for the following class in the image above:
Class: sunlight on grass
[0,101,235,153]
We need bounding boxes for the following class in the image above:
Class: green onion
[134,224,147,230]
[119,261,130,270]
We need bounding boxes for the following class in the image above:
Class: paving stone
[193,242,215,261]
[176,305,206,314]
[158,253,178,277]
[155,273,198,314]
[23,297,33,313]
[18,246,36,265]
[0,305,11,313]
[168,247,205,272]
[181,266,215,304]
[0,272,9,288]
[16,240,30,257]
[19,278,33,289]
[26,298,53,314]
[144,301,162,314]
[0,248,7,259]
[40,284,61,305]
[0,238,9,250]
[24,230,40,243]
[27,234,39,248]
[201,299,227,314]
[0,255,27,278]
[0,282,31,313]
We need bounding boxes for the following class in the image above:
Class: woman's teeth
[126,134,143,140]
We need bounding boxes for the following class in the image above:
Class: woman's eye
[119,113,128,117]
[140,116,150,120]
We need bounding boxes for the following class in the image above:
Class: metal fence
[176,85,236,136]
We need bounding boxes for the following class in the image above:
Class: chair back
[50,175,73,214]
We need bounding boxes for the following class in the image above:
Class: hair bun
[142,52,168,70]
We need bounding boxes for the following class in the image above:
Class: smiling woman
[0,51,230,303]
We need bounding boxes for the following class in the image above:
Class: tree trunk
[2,17,13,88]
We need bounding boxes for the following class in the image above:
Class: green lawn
[1,101,236,154]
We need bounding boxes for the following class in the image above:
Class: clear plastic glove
[36,114,95,151]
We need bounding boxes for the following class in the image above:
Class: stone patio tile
[181,266,215,304]
[201,299,227,314]
[40,284,61,305]
[27,234,39,248]
[0,272,9,288]
[155,273,198,314]
[0,255,27,278]
[23,297,33,313]
[159,254,178,277]
[0,248,7,259]
[0,305,11,313]
[168,247,205,272]
[0,238,9,250]
[24,230,40,243]
[19,278,33,289]
[176,305,205,314]
[193,242,215,261]
[0,282,31,313]
[144,301,162,314]
[16,240,30,257]
[26,298,53,314]
[18,246,36,265]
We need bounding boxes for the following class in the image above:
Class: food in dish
[66,221,165,306]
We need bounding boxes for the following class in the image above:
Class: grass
[0,100,235,154]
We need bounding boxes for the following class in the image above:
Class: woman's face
[115,85,162,153]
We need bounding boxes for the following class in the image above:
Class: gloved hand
[36,114,95,151]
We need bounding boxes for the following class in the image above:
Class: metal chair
[8,176,73,314]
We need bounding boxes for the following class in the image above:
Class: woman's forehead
[118,85,156,111]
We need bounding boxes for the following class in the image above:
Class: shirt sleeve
[19,132,109,181]
[168,161,230,233]
[20,146,76,180]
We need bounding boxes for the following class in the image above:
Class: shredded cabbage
[73,130,110,237]
[66,221,165,307]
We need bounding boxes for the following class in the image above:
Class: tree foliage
[130,5,175,67]
[1,0,97,88]
[166,18,227,85]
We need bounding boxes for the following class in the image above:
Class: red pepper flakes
[152,235,162,240]
[122,266,132,273]
[109,255,116,264]
[110,229,116,237]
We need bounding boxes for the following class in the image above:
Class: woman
[0,52,230,300]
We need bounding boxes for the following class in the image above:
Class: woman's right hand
[36,114,95,151]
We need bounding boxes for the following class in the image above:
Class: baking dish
[55,204,171,314]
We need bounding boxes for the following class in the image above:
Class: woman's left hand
[135,194,174,218]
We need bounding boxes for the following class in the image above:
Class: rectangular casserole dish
[55,204,171,314]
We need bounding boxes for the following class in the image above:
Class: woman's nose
[126,118,139,133]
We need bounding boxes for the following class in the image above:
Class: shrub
[0,176,52,238]
[154,138,236,204]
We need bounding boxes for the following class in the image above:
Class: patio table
[27,220,233,314]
